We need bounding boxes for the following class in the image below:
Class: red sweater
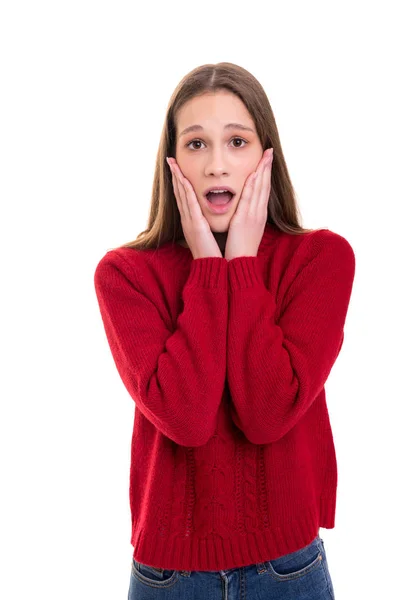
[93,223,356,571]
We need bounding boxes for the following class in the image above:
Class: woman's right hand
[167,157,222,259]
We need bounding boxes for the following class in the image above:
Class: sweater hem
[130,501,333,571]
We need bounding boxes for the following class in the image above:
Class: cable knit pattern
[93,223,356,571]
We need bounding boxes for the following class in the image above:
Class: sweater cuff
[186,257,228,289]
[228,256,265,290]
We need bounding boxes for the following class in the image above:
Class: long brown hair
[118,62,315,251]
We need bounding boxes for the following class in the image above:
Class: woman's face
[175,90,264,232]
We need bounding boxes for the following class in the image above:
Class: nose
[204,149,230,176]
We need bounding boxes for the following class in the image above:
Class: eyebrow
[178,122,255,139]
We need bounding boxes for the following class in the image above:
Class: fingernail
[166,157,170,166]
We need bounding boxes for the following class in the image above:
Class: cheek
[178,161,195,181]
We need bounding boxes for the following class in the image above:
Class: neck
[213,231,228,256]
[176,231,228,256]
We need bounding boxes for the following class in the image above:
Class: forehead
[177,92,254,136]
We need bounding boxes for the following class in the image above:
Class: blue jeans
[128,534,335,599]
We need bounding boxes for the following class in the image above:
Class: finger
[170,168,182,213]
[244,152,267,199]
[172,163,202,222]
[254,150,269,177]
[253,152,272,203]
[182,176,203,221]
[257,156,272,212]
[174,167,193,220]
[250,161,267,216]
[171,166,189,220]
[236,171,256,217]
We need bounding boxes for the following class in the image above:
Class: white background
[1,1,398,598]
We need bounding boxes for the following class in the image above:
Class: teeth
[209,190,229,194]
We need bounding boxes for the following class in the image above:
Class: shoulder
[276,228,356,295]
[289,227,355,267]
[94,247,144,288]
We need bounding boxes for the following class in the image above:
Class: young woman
[94,62,355,599]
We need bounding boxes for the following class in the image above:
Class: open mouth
[205,191,234,205]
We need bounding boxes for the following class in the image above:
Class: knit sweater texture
[93,223,356,572]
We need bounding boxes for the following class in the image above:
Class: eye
[185,137,248,150]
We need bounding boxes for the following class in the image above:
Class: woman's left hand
[225,147,273,261]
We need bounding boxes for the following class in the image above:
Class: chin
[209,222,230,232]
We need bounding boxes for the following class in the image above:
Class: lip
[203,185,236,196]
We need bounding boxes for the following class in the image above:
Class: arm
[94,251,228,447]
[226,231,356,444]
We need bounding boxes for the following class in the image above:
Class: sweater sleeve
[94,250,228,447]
[226,231,356,445]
